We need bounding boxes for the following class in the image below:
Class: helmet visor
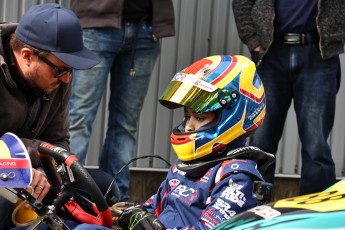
[159,76,222,113]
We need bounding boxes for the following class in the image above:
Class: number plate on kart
[0,133,32,188]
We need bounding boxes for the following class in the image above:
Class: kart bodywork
[214,179,345,229]
[1,132,344,229]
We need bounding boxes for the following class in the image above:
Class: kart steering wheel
[37,142,112,228]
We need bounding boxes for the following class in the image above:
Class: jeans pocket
[141,24,158,42]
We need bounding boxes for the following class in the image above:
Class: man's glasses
[33,49,72,78]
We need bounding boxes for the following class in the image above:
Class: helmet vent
[218,90,238,110]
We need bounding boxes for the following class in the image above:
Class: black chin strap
[176,146,275,178]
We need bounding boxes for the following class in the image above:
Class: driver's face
[184,107,216,132]
[24,51,72,94]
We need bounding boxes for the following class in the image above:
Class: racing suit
[143,158,263,229]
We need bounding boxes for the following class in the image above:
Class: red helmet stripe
[240,89,265,103]
[185,58,213,74]
[171,133,195,145]
[246,115,265,131]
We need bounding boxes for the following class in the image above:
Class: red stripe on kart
[0,159,30,168]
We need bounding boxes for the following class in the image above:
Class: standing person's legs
[69,28,122,164]
[293,44,337,195]
[85,168,121,204]
[99,22,160,201]
[249,42,293,184]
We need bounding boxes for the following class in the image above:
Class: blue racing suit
[143,158,264,229]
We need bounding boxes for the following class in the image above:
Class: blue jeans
[250,40,338,195]
[69,22,160,200]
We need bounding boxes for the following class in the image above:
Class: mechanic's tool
[111,201,141,214]
[15,188,49,216]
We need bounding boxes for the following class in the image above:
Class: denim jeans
[69,22,160,200]
[250,40,338,195]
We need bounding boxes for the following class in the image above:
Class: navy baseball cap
[15,3,100,70]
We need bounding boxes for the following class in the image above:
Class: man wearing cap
[0,3,118,228]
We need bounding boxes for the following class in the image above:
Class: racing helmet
[159,55,266,162]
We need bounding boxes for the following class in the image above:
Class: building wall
[1,0,345,179]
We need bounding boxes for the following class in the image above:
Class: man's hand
[252,46,262,52]
[118,207,165,230]
[27,168,51,203]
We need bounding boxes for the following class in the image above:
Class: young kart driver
[112,55,274,230]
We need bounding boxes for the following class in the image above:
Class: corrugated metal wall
[1,0,345,179]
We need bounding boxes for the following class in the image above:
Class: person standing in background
[232,0,345,195]
[69,0,175,201]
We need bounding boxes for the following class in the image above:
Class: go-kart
[2,132,345,230]
[213,178,345,229]
[0,132,112,229]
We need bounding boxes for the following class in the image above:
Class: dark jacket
[0,23,71,167]
[70,0,175,40]
[232,0,345,59]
